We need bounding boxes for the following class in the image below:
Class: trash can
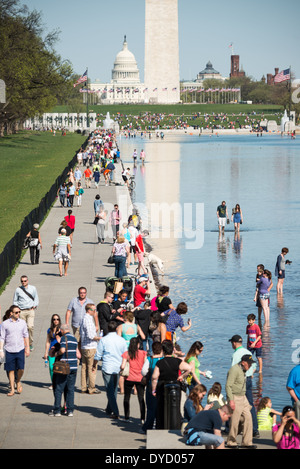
[164,383,181,430]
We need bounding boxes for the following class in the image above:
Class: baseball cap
[241,354,255,365]
[228,335,242,343]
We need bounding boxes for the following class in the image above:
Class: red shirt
[134,284,147,307]
[135,234,144,253]
[84,168,92,178]
[246,323,262,348]
[64,215,75,230]
[122,350,147,382]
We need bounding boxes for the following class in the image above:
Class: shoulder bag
[53,336,70,375]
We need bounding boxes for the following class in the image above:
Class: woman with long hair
[184,341,206,391]
[43,314,62,387]
[121,337,147,422]
[183,384,212,421]
[257,269,272,324]
[231,203,243,232]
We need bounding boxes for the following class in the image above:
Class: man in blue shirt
[93,321,127,419]
[287,363,300,420]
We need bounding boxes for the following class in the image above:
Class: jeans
[142,384,157,431]
[59,194,65,207]
[54,369,77,414]
[246,376,258,433]
[102,371,120,416]
[114,256,127,278]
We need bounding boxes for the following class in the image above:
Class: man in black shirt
[185,406,233,449]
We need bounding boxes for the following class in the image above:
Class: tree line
[0,0,83,136]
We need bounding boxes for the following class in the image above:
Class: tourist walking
[64,209,75,244]
[57,182,67,207]
[13,275,39,351]
[80,304,101,394]
[66,287,96,343]
[231,203,243,232]
[43,314,62,387]
[26,223,42,265]
[225,354,257,449]
[121,337,147,422]
[53,229,71,277]
[228,334,259,437]
[109,204,121,241]
[49,324,79,417]
[93,321,127,420]
[112,235,130,278]
[216,200,229,234]
[95,205,106,244]
[0,305,30,396]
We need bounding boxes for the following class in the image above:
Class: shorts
[218,217,226,227]
[248,346,262,358]
[137,252,144,262]
[130,245,136,253]
[278,271,285,279]
[5,349,25,372]
[185,428,224,448]
[259,293,270,300]
[122,176,127,182]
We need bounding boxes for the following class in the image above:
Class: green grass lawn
[53,103,284,130]
[0,131,86,252]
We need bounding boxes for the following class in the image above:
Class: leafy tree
[0,0,74,135]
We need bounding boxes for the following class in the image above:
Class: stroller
[105,276,134,301]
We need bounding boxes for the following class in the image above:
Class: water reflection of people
[217,233,230,262]
[233,232,242,256]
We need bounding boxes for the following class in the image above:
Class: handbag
[107,253,115,264]
[120,360,130,377]
[53,336,70,375]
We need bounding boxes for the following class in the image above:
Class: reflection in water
[120,133,300,411]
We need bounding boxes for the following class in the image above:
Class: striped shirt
[55,235,71,246]
[80,314,98,350]
[59,333,78,370]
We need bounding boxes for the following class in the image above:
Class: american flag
[73,70,88,88]
[153,88,158,92]
[162,88,168,91]
[274,68,291,84]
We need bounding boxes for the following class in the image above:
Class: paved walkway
[0,144,276,450]
[0,157,155,449]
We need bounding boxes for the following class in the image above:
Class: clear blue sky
[23,0,300,83]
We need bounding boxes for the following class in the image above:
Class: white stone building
[89,37,147,105]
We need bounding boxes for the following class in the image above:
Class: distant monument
[144,0,180,104]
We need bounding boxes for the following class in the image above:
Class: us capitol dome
[90,36,147,104]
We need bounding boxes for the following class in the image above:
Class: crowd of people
[0,128,298,450]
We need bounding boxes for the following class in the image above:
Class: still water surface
[120,132,300,411]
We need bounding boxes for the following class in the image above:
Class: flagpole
[289,65,292,118]
[86,67,89,129]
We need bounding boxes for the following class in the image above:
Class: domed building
[196,61,225,82]
[90,37,146,104]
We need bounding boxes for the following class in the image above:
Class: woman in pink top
[64,210,75,243]
[121,337,147,421]
[273,406,300,449]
